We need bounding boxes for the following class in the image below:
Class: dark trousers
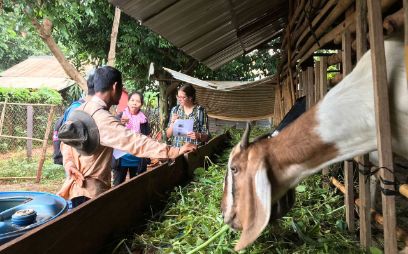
[112,166,146,186]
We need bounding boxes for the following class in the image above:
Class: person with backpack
[57,66,196,200]
[166,84,210,147]
[52,73,95,165]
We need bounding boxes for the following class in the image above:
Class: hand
[66,164,84,182]
[170,114,179,124]
[186,131,200,140]
[121,116,129,125]
[179,143,197,155]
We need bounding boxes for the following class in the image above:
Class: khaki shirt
[57,96,179,200]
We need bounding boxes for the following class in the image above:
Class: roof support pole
[404,0,408,89]
[355,0,371,250]
[342,17,355,233]
[367,1,397,253]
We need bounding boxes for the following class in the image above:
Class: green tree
[2,0,278,130]
[0,7,50,71]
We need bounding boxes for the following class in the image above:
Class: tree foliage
[0,6,49,72]
[2,0,279,91]
[0,87,63,104]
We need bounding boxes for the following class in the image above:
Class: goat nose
[222,211,225,219]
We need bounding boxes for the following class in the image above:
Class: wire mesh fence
[0,102,63,181]
[0,102,63,156]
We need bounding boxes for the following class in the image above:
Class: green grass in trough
[130,128,368,253]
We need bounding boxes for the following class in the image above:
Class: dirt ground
[0,179,64,194]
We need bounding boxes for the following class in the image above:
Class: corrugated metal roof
[163,68,276,121]
[0,77,74,91]
[110,0,287,69]
[0,56,74,91]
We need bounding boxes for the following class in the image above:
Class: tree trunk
[30,18,87,91]
[107,7,121,67]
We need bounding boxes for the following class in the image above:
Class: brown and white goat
[221,34,408,251]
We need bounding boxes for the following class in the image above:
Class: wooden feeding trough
[0,134,228,254]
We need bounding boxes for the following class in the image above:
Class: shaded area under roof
[164,68,276,121]
[0,56,74,91]
[111,0,287,70]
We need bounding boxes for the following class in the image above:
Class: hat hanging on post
[58,110,100,156]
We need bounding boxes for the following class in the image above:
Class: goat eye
[230,167,238,174]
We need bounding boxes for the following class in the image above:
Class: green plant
[0,87,62,104]
[129,129,364,253]
[0,155,65,182]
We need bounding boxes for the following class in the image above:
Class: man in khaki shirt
[57,66,196,200]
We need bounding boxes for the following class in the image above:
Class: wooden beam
[294,0,354,65]
[331,177,408,248]
[306,67,314,109]
[314,61,321,103]
[355,0,371,249]
[26,106,33,160]
[297,13,356,67]
[0,99,7,136]
[342,29,353,76]
[320,56,329,188]
[405,0,408,89]
[319,57,328,105]
[367,1,397,253]
[342,13,355,232]
[344,161,355,232]
[36,106,55,183]
[296,0,337,49]
[357,154,372,248]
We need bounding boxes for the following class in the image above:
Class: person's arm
[97,111,194,159]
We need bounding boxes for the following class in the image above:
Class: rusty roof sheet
[110,0,287,69]
[0,56,75,91]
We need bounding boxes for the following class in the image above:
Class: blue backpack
[52,99,85,165]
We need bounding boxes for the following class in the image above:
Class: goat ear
[235,165,271,251]
[240,122,251,149]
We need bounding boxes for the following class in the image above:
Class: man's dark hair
[93,66,122,93]
[87,71,95,96]
[128,91,144,105]
[178,84,196,102]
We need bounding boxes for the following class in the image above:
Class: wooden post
[367,1,397,253]
[319,56,330,188]
[273,87,282,125]
[36,106,55,183]
[357,154,372,248]
[319,57,328,100]
[344,160,355,232]
[314,61,321,103]
[342,20,355,233]
[342,29,353,76]
[356,0,371,249]
[0,99,7,136]
[301,71,306,97]
[26,105,33,160]
[306,67,314,109]
[404,0,408,89]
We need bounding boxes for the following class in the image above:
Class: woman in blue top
[166,84,210,147]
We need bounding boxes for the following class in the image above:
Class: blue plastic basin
[0,191,68,244]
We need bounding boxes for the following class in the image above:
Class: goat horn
[240,122,251,149]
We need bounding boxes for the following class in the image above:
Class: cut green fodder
[131,129,364,253]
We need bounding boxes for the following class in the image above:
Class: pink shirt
[122,107,147,133]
